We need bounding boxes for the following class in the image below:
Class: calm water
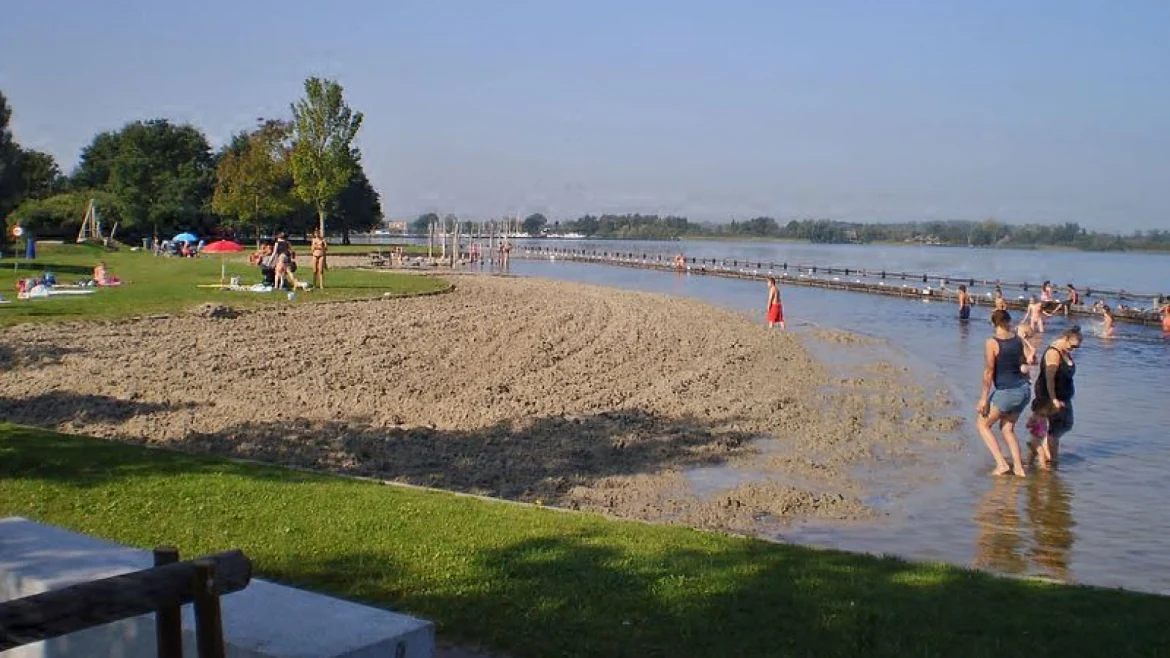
[359,235,1170,300]
[498,244,1170,594]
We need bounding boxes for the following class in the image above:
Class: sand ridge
[0,276,958,532]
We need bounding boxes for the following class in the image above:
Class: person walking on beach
[976,309,1032,477]
[765,278,785,329]
[958,285,973,321]
[1032,326,1082,469]
[310,230,328,289]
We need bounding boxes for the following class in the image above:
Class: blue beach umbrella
[173,232,198,243]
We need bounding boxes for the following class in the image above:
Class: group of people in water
[975,308,1079,477]
[959,278,1169,476]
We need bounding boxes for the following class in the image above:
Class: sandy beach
[0,275,959,532]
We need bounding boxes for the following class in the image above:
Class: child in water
[1025,295,1045,333]
[1026,398,1058,469]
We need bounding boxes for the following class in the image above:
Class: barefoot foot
[991,465,1012,476]
[1013,467,1028,478]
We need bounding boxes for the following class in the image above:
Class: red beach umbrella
[202,240,245,254]
[201,240,246,283]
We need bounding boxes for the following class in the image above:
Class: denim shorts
[989,383,1031,416]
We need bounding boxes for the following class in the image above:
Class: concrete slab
[0,517,434,658]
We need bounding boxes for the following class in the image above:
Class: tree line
[518,213,1168,252]
[0,77,380,247]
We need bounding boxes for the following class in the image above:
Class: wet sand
[0,275,958,531]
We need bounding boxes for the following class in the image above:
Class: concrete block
[0,517,434,658]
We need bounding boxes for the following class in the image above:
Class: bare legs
[977,408,1027,477]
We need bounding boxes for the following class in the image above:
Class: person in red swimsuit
[766,277,785,329]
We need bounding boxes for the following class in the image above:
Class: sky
[2,0,1169,230]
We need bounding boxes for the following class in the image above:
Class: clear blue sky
[3,0,1168,230]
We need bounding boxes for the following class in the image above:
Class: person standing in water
[1160,296,1170,333]
[1025,295,1045,333]
[765,278,785,329]
[1100,304,1116,337]
[993,286,1008,311]
[976,309,1032,477]
[958,285,973,321]
[1032,326,1082,469]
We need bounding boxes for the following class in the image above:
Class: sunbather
[93,261,121,287]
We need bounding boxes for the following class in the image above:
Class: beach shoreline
[0,275,960,534]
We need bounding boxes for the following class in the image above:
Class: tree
[212,119,294,244]
[18,149,65,200]
[0,91,21,231]
[330,159,382,244]
[71,131,120,190]
[72,119,215,239]
[523,213,548,236]
[7,190,123,240]
[290,77,363,236]
[412,212,438,235]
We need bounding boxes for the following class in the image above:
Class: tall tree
[18,149,65,200]
[290,77,363,236]
[330,159,382,244]
[0,91,21,230]
[71,131,120,190]
[212,119,294,244]
[522,213,548,236]
[412,212,438,235]
[72,119,214,239]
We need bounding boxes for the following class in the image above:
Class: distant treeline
[540,214,1170,252]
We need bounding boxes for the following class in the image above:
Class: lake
[492,241,1170,594]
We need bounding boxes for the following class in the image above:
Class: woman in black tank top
[976,310,1032,477]
[1032,326,1082,468]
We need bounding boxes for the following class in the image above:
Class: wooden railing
[0,546,251,658]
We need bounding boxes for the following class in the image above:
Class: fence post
[154,546,183,658]
[192,561,225,658]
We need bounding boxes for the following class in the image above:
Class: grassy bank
[0,243,448,326]
[1,425,1167,658]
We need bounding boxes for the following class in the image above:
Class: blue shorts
[989,384,1031,416]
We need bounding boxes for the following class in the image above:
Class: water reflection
[973,474,1075,582]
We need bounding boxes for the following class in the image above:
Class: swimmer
[1025,295,1045,333]
[958,284,972,321]
[1016,323,1038,366]
[993,287,1007,311]
[1101,304,1115,337]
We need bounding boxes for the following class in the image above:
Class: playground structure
[76,198,119,247]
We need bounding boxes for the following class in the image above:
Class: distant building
[382,221,407,234]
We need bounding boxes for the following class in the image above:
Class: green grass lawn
[0,243,449,326]
[1,424,1168,658]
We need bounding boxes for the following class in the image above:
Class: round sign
[11,226,23,238]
